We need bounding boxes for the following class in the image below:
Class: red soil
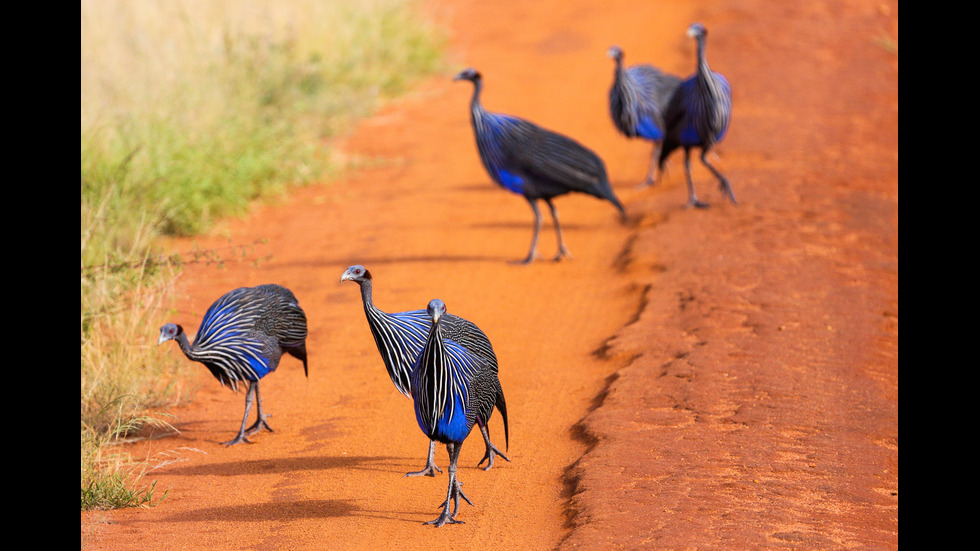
[81,0,898,549]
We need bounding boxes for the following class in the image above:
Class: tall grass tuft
[81,0,445,510]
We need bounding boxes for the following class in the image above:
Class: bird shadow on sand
[159,454,403,477]
[154,497,433,525]
[156,498,361,523]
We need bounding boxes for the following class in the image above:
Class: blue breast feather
[635,116,663,140]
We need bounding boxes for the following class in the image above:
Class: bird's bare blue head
[159,323,182,344]
[607,45,624,61]
[687,22,707,39]
[340,264,372,283]
[453,68,481,83]
[427,299,447,323]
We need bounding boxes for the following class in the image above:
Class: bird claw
[405,463,443,478]
[434,480,472,519]
[244,418,273,436]
[424,512,465,527]
[476,446,511,471]
[552,249,572,262]
[221,434,253,446]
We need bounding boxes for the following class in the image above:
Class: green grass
[81,0,446,510]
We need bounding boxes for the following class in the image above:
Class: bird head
[426,299,447,324]
[453,68,481,83]
[687,22,707,40]
[607,45,623,61]
[340,265,372,283]
[158,323,183,344]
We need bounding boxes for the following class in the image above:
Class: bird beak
[158,334,168,345]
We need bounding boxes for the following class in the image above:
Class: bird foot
[244,417,273,436]
[426,479,472,527]
[221,433,253,446]
[477,445,511,471]
[424,511,465,527]
[689,199,711,209]
[436,481,473,513]
[720,184,738,205]
[405,463,443,478]
[552,248,573,262]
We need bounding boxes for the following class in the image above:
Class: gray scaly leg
[684,148,710,209]
[476,423,510,470]
[426,442,471,527]
[545,198,572,261]
[405,440,443,477]
[223,382,258,446]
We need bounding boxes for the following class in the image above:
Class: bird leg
[517,199,543,265]
[223,382,259,446]
[700,149,737,205]
[244,380,273,436]
[545,199,572,261]
[684,148,710,209]
[641,142,663,187]
[476,423,510,470]
[405,439,443,478]
[426,442,471,527]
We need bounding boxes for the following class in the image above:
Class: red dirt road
[81,0,898,549]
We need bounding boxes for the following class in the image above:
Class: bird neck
[174,330,197,361]
[469,79,485,118]
[357,279,379,316]
[613,57,624,78]
[695,38,714,86]
[695,38,725,102]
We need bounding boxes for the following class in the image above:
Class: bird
[659,22,736,208]
[340,265,509,476]
[454,67,626,264]
[411,298,509,526]
[607,45,682,187]
[158,283,308,446]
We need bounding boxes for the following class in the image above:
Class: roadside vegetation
[81,0,445,510]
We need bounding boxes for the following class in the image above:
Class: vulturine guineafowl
[454,67,626,264]
[411,299,509,527]
[158,284,308,446]
[660,22,736,208]
[607,45,682,187]
[340,265,509,476]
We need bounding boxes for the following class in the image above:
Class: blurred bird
[340,265,509,476]
[158,284,308,446]
[454,67,626,264]
[660,22,736,208]
[607,45,682,187]
[411,299,509,526]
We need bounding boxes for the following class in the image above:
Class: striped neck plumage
[421,315,450,426]
[695,37,721,99]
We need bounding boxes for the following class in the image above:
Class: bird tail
[599,178,627,223]
[287,344,309,378]
[496,384,509,451]
[611,194,627,223]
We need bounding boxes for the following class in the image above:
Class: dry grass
[80,0,445,509]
